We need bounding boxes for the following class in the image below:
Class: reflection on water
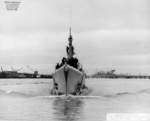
[53,97,83,121]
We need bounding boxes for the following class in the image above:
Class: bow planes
[51,28,88,96]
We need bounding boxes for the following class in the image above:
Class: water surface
[0,79,150,121]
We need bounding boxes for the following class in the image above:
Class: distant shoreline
[87,72,150,79]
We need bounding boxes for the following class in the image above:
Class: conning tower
[66,27,75,59]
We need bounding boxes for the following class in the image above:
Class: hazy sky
[0,0,150,74]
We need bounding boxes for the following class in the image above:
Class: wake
[1,87,150,99]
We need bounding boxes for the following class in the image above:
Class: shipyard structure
[0,67,52,78]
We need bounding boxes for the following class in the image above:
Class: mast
[68,27,73,45]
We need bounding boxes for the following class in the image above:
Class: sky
[0,0,150,74]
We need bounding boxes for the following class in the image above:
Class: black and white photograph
[0,0,150,121]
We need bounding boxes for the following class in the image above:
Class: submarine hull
[51,64,86,95]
